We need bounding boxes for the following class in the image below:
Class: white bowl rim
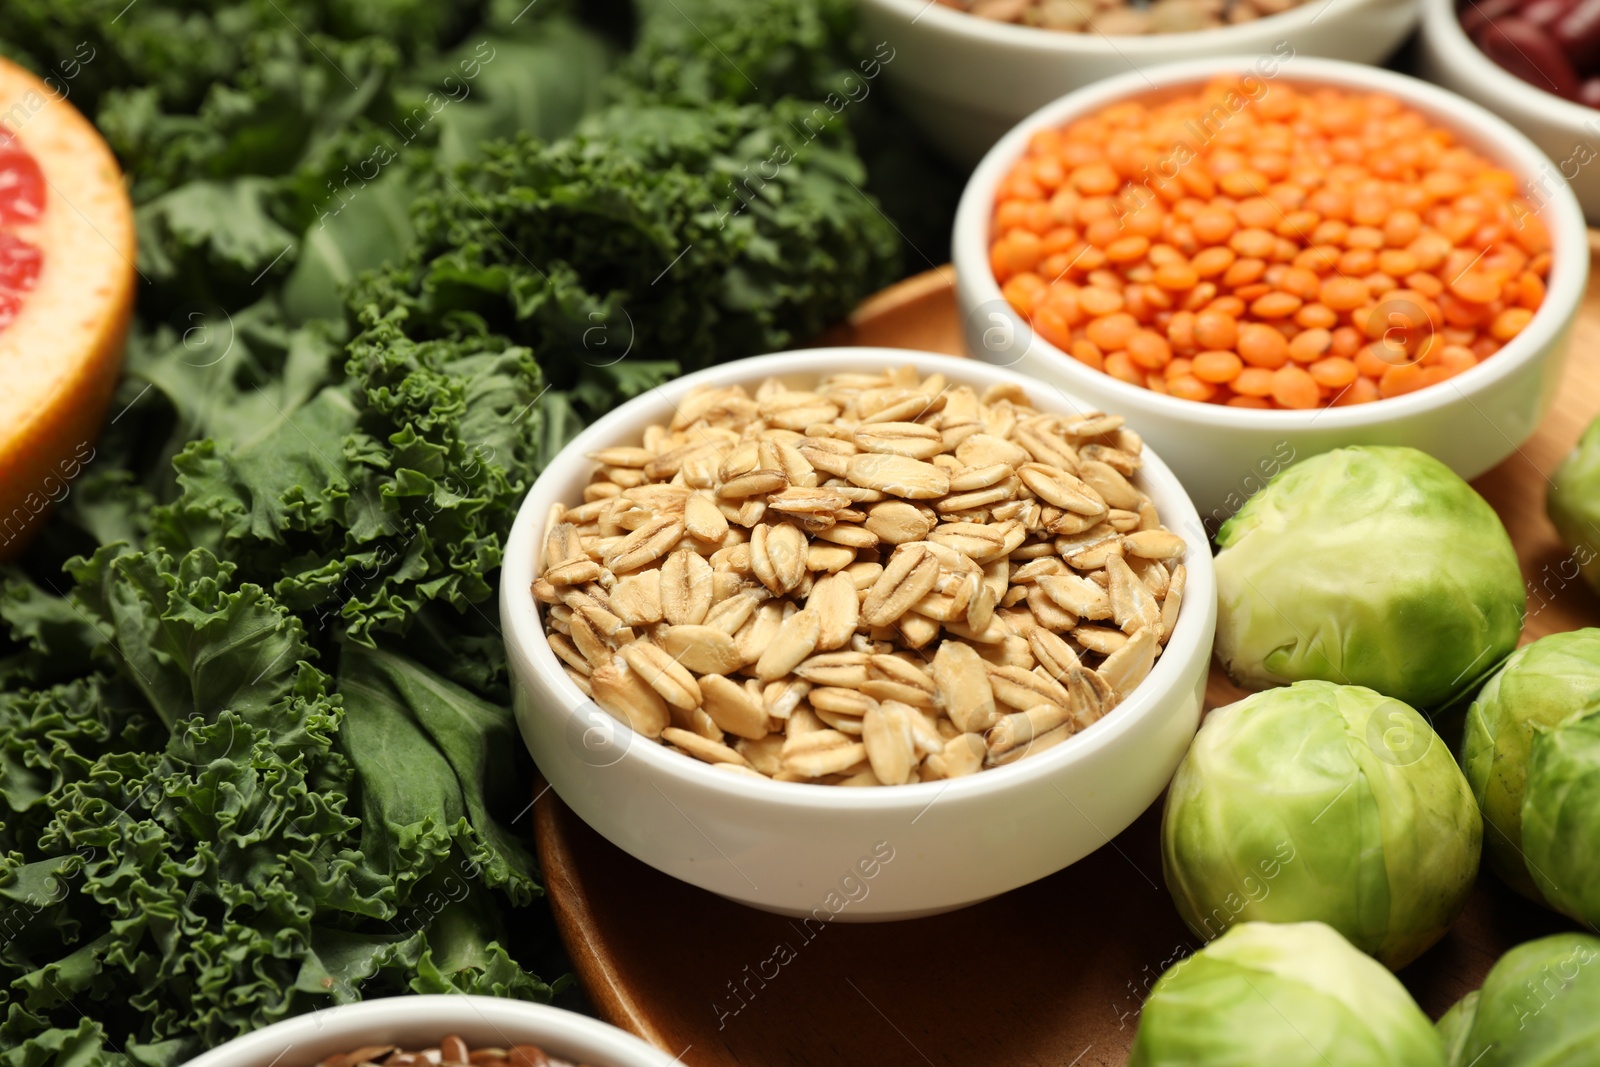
[951,54,1590,431]
[1417,0,1600,128]
[503,347,1216,813]
[860,0,1394,51]
[179,996,677,1067]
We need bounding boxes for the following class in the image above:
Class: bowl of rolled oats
[856,0,1417,163]
[181,996,677,1067]
[502,349,1215,919]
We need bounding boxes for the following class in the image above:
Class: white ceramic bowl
[857,0,1418,164]
[953,55,1588,524]
[180,996,675,1067]
[1417,0,1600,221]
[502,348,1216,920]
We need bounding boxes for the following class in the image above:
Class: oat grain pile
[535,366,1187,785]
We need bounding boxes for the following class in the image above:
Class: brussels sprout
[1523,709,1600,927]
[1548,414,1600,594]
[1162,681,1481,969]
[1461,630,1600,901]
[1436,991,1478,1067]
[1128,921,1446,1067]
[1215,446,1524,709]
[1447,933,1600,1067]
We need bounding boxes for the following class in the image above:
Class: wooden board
[532,252,1600,1066]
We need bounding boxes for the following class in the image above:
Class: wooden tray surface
[532,250,1600,1066]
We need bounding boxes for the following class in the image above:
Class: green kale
[613,0,963,264]
[149,309,542,650]
[0,0,938,1059]
[350,97,899,414]
[1,1,615,314]
[615,0,864,106]
[0,549,548,1064]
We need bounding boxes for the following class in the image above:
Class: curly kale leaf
[0,2,942,1057]
[0,577,107,690]
[101,301,540,649]
[336,645,537,905]
[615,0,864,107]
[1,2,613,315]
[612,0,962,264]
[349,97,898,409]
[0,550,546,1061]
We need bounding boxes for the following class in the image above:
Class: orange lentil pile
[989,77,1552,410]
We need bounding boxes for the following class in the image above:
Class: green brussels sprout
[1436,991,1478,1066]
[1523,708,1600,927]
[1460,629,1600,901]
[1128,921,1446,1067]
[1162,681,1481,969]
[1446,933,1600,1067]
[1548,414,1600,594]
[1215,446,1524,710]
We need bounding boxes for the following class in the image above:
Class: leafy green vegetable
[1214,446,1525,710]
[349,97,900,421]
[136,178,302,308]
[1443,933,1600,1067]
[151,310,544,651]
[1,0,616,317]
[282,172,416,325]
[614,0,961,263]
[1162,681,1481,970]
[428,25,613,171]
[0,578,105,689]
[336,644,535,901]
[1460,629,1600,901]
[0,549,551,1064]
[0,0,931,1056]
[1129,921,1446,1066]
[1548,413,1600,594]
[617,0,864,107]
[1436,991,1479,1066]
[1522,708,1600,928]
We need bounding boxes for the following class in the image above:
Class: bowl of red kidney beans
[1460,0,1600,104]
[1418,0,1600,221]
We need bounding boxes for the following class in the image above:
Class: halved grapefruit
[0,55,136,559]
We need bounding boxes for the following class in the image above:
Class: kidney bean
[1556,0,1600,68]
[1477,17,1583,98]
[1581,75,1600,103]
[1460,0,1520,36]
[1520,0,1578,26]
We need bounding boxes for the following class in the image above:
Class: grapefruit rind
[0,58,136,558]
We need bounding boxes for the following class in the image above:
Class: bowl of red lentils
[179,996,679,1067]
[953,54,1588,524]
[856,0,1418,163]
